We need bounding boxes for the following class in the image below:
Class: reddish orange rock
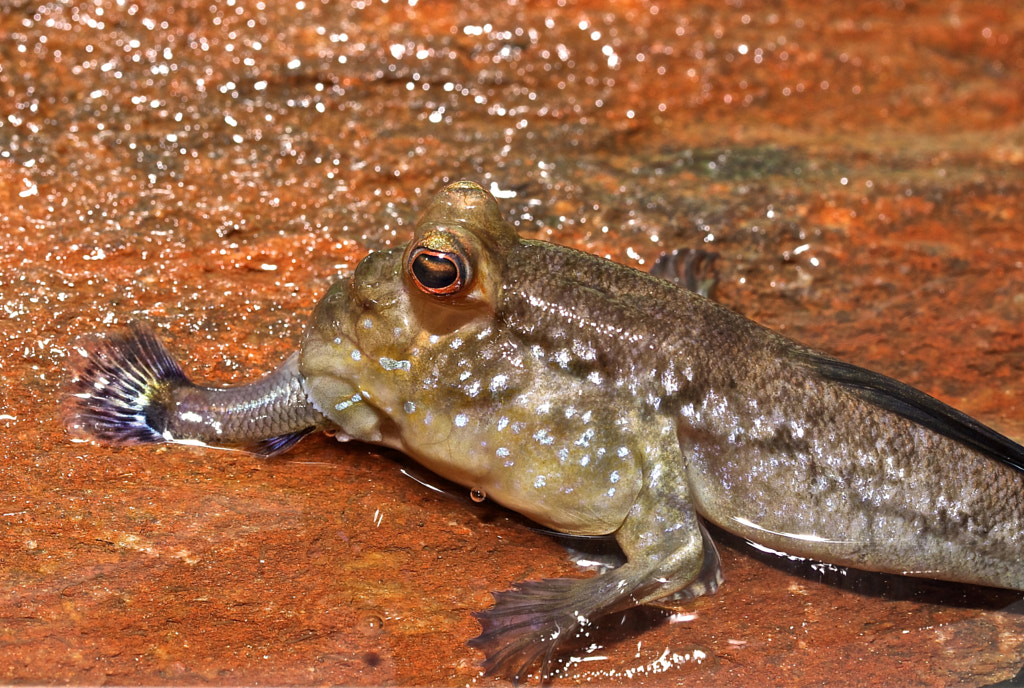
[1,0,1023,685]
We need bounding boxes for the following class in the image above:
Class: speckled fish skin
[64,181,1024,684]
[300,181,1024,679]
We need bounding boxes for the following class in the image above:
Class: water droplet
[470,488,487,503]
[356,612,384,637]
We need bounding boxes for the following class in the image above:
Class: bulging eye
[408,248,468,295]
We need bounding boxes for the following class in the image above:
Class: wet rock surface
[2,0,1023,684]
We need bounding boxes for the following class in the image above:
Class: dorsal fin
[800,351,1024,474]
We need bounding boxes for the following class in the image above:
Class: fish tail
[62,322,193,446]
[64,323,328,456]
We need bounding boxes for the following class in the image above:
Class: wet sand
[1,0,1023,685]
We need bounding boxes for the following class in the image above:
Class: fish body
[64,181,1024,683]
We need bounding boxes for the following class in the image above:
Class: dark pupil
[412,252,459,290]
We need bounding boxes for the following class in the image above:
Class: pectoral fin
[470,438,710,684]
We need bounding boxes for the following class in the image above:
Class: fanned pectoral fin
[469,563,695,685]
[470,442,712,684]
[469,540,712,685]
[469,577,599,685]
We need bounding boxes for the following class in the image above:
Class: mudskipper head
[298,181,520,453]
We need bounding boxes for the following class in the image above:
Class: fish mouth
[299,278,388,444]
[301,344,385,444]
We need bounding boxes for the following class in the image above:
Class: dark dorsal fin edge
[800,352,1024,475]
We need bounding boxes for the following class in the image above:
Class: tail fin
[63,323,324,456]
[63,323,190,446]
